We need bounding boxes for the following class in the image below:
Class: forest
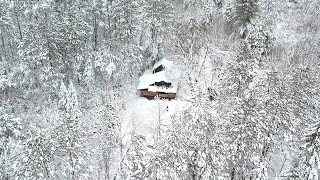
[0,0,320,179]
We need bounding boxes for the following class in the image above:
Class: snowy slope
[121,94,189,147]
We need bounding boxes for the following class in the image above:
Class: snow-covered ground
[121,94,188,146]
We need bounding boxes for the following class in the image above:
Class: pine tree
[304,123,320,179]
[96,103,120,180]
[52,81,90,180]
[219,40,263,179]
[19,130,54,180]
[143,0,174,60]
[0,107,23,180]
[0,1,20,99]
[229,0,259,38]
[125,133,149,179]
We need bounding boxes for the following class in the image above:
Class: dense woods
[0,0,320,179]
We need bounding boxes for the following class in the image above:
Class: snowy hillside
[122,97,186,145]
[1,0,320,180]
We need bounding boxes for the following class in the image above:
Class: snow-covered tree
[19,129,54,180]
[124,133,149,180]
[229,0,259,38]
[304,123,320,180]
[0,1,319,179]
[0,107,23,180]
[52,81,90,180]
[142,0,175,60]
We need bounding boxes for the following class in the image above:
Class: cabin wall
[140,90,176,99]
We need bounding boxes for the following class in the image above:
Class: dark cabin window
[153,65,165,73]
[155,81,171,88]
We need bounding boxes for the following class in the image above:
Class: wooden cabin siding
[140,90,176,99]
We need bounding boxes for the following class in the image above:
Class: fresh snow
[152,58,173,70]
[121,93,189,147]
[138,58,178,93]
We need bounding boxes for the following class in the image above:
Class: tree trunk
[15,11,23,40]
[94,13,98,51]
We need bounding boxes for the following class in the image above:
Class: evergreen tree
[229,0,259,38]
[143,0,174,60]
[19,129,54,180]
[52,81,90,180]
[0,107,23,180]
[125,133,149,179]
[304,123,320,179]
[0,1,20,99]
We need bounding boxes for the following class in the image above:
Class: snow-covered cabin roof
[138,58,177,93]
[153,58,173,70]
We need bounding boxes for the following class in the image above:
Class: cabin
[138,58,177,99]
